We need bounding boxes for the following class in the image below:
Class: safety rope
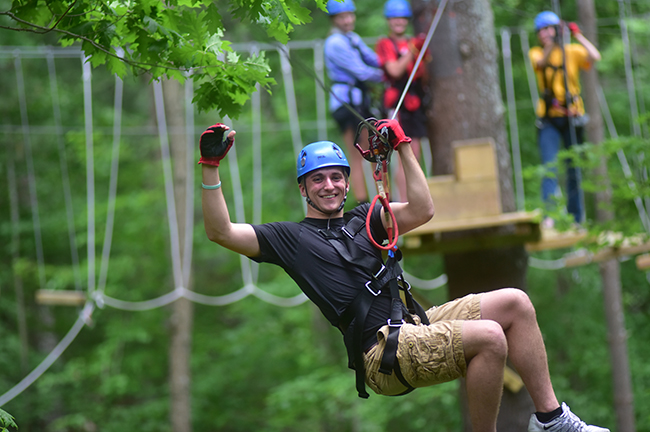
[391,0,449,120]
[14,52,47,292]
[47,49,83,292]
[0,302,94,407]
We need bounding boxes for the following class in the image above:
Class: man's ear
[299,181,307,198]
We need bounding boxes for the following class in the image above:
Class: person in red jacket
[375,0,430,201]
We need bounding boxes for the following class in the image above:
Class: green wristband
[202,181,222,190]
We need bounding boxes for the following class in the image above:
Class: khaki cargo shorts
[364,293,482,396]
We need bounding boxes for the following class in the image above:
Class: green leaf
[0,408,17,429]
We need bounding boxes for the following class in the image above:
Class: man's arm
[386,142,434,233]
[373,119,434,234]
[199,127,260,257]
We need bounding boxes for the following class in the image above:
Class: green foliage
[524,130,650,238]
[2,0,650,431]
[0,408,17,432]
[1,0,328,116]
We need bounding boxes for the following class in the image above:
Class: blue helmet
[296,141,350,183]
[384,0,412,18]
[534,11,560,31]
[326,0,356,16]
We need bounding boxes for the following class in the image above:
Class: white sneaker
[528,403,610,432]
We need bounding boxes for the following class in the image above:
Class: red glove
[198,123,234,167]
[374,119,411,150]
[568,22,580,36]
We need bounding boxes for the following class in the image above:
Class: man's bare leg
[480,288,560,413]
[462,319,508,432]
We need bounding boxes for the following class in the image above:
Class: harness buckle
[365,281,382,297]
[341,226,355,239]
[398,278,411,292]
[387,319,405,328]
[373,264,386,280]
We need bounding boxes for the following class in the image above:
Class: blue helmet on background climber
[384,0,412,18]
[534,11,560,31]
[297,141,350,183]
[326,0,356,16]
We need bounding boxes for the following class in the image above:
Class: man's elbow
[205,226,227,245]
[416,200,435,225]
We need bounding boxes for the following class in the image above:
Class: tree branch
[0,11,217,74]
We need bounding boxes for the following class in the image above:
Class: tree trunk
[576,1,636,430]
[412,0,533,429]
[162,78,194,432]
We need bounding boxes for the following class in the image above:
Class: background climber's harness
[318,214,429,399]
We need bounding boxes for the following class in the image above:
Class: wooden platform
[401,138,541,254]
[403,210,541,254]
[525,226,588,252]
[36,289,86,306]
[399,137,650,265]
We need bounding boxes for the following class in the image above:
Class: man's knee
[463,320,508,361]
[501,288,536,318]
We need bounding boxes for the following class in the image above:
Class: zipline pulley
[354,118,399,251]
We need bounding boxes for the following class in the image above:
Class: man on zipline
[375,0,430,201]
[529,11,601,229]
[199,121,609,432]
[324,0,383,205]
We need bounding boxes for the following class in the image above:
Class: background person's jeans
[537,117,585,223]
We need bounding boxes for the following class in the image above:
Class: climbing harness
[316,213,429,399]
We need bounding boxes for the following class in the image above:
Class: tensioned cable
[519,30,540,112]
[47,49,83,292]
[501,27,525,212]
[0,302,94,407]
[250,46,263,283]
[596,84,650,233]
[224,115,255,288]
[401,271,447,290]
[7,134,30,373]
[313,39,328,142]
[528,256,567,270]
[183,73,195,289]
[82,55,97,296]
[391,0,449,120]
[617,0,641,138]
[97,56,123,297]
[277,47,309,215]
[14,51,47,291]
[153,79,185,291]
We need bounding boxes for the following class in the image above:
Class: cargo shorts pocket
[398,321,466,388]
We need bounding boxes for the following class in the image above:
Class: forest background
[0,0,649,431]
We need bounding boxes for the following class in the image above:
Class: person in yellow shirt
[529,11,600,227]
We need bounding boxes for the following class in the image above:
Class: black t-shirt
[251,203,393,349]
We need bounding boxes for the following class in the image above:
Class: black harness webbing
[318,215,429,399]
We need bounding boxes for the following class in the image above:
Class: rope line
[0,303,94,407]
[391,0,449,120]
[47,49,83,292]
[14,52,47,292]
[82,55,97,296]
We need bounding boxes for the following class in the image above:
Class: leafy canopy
[1,0,328,117]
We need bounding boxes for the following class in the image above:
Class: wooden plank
[36,290,86,306]
[636,253,650,270]
[406,210,539,236]
[525,227,588,252]
[563,240,650,268]
[402,213,541,254]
